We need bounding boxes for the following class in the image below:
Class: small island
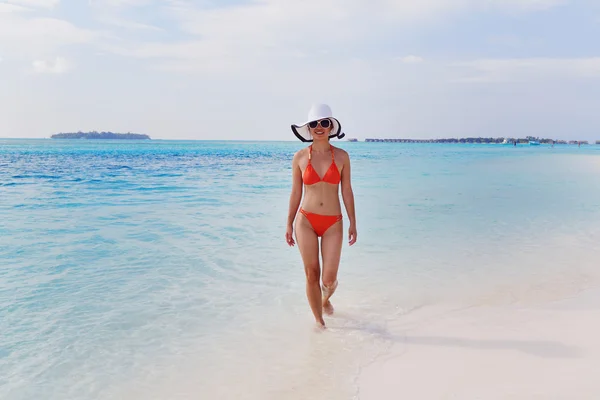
[51,131,151,140]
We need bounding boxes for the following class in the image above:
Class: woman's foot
[321,280,338,315]
[323,300,334,315]
[315,318,326,330]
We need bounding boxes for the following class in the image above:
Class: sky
[1,0,600,141]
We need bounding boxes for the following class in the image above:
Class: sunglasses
[308,119,331,129]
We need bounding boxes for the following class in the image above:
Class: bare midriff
[300,171,342,215]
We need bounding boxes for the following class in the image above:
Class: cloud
[0,3,30,12]
[88,0,154,7]
[96,15,163,31]
[4,0,60,9]
[488,0,567,12]
[100,0,570,74]
[0,13,99,58]
[398,55,425,64]
[453,58,600,82]
[89,0,163,42]
[487,34,525,47]
[0,0,574,73]
[31,56,71,73]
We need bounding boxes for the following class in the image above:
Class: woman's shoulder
[293,146,310,157]
[331,145,350,161]
[292,147,310,164]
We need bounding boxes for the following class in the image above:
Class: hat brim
[291,118,345,142]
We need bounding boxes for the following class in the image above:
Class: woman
[285,104,357,329]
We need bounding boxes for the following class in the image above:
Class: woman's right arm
[286,151,303,246]
[287,151,303,227]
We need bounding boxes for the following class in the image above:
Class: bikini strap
[308,144,334,163]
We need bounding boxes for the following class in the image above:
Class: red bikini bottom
[299,208,343,237]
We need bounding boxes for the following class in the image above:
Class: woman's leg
[320,218,343,315]
[295,213,325,327]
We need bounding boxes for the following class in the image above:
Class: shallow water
[1,139,600,399]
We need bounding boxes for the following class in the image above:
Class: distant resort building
[365,138,509,143]
[364,137,592,145]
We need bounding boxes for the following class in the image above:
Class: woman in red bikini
[285,103,357,329]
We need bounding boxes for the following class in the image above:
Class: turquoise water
[2,139,600,399]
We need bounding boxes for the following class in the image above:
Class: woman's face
[308,119,332,141]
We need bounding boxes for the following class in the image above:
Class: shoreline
[357,285,600,399]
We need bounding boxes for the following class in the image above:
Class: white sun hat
[291,103,345,142]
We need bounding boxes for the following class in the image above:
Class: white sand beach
[358,287,600,399]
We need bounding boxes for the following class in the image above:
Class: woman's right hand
[285,224,295,247]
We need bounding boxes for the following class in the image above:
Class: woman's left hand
[348,224,357,246]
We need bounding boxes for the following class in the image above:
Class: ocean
[1,139,600,399]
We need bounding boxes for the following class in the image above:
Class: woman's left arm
[340,150,357,246]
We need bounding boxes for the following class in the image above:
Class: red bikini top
[302,145,341,185]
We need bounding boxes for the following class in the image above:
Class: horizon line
[2,137,600,143]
